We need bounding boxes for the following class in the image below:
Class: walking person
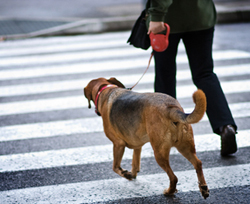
[146,0,237,156]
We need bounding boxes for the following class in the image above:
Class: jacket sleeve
[147,0,173,22]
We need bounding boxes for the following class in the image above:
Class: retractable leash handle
[127,24,170,90]
[149,23,170,52]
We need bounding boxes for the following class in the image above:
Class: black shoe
[220,125,237,156]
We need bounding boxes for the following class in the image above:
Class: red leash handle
[128,24,170,90]
[149,23,170,52]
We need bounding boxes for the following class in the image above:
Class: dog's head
[84,77,125,109]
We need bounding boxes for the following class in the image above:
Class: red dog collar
[94,84,117,116]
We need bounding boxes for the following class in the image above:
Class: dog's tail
[168,89,207,124]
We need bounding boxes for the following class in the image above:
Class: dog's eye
[173,122,178,126]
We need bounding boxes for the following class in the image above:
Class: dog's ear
[107,77,125,88]
[83,87,92,109]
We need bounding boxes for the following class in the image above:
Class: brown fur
[84,77,209,199]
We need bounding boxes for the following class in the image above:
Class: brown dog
[84,77,209,199]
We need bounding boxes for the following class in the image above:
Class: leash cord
[127,51,154,90]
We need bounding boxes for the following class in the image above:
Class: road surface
[0,23,250,203]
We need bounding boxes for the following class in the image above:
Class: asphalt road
[0,22,250,203]
[0,0,246,19]
[0,0,143,19]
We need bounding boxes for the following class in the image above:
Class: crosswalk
[0,30,250,203]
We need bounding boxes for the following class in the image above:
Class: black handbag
[127,9,150,50]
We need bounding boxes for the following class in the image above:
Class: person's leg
[182,27,237,134]
[153,33,181,98]
[182,27,237,155]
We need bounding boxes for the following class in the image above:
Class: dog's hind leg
[112,140,136,180]
[176,143,209,199]
[152,145,178,196]
[131,147,142,179]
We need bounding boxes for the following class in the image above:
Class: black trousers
[153,27,237,134]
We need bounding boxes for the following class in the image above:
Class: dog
[84,77,209,199]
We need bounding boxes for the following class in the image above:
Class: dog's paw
[163,188,178,196]
[118,167,135,180]
[122,169,136,180]
[199,184,209,199]
[117,167,136,180]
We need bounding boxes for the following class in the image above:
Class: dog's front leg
[131,147,142,179]
[112,142,135,180]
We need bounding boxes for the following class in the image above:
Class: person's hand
[147,21,166,34]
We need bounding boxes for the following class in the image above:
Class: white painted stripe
[0,118,101,142]
[214,63,250,77]
[0,117,102,142]
[0,37,186,57]
[0,164,250,204]
[0,74,249,98]
[0,95,88,116]
[0,49,249,67]
[0,31,205,51]
[0,31,132,49]
[0,101,249,142]
[0,130,249,173]
[0,39,130,57]
[0,46,151,67]
[137,79,250,98]
[0,74,249,118]
[0,57,154,80]
[0,50,248,81]
[1,64,250,115]
[185,101,250,120]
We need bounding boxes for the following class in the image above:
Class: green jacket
[146,0,217,33]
